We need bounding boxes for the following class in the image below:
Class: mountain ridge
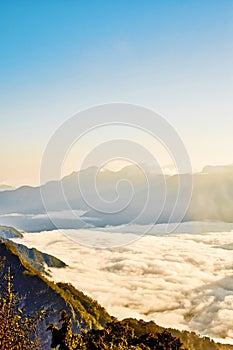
[0,164,233,231]
[0,239,113,349]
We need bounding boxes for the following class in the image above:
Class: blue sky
[0,1,233,186]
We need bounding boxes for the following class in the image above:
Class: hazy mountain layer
[1,164,233,231]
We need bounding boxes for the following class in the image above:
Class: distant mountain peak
[202,164,233,174]
[0,184,15,191]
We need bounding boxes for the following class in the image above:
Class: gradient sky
[0,1,233,186]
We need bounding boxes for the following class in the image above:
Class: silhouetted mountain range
[0,164,233,231]
[0,184,15,191]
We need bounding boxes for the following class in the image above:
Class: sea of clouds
[13,222,233,344]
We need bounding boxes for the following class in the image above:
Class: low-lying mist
[13,222,233,344]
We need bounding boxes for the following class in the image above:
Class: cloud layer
[13,223,233,344]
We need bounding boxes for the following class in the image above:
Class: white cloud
[13,223,233,344]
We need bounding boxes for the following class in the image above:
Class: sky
[0,1,233,186]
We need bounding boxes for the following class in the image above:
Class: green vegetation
[0,240,113,331]
[0,226,67,274]
[0,257,44,349]
[0,226,23,239]
[47,310,188,349]
[13,243,67,273]
[56,283,113,329]
[124,319,233,350]
[47,314,233,350]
